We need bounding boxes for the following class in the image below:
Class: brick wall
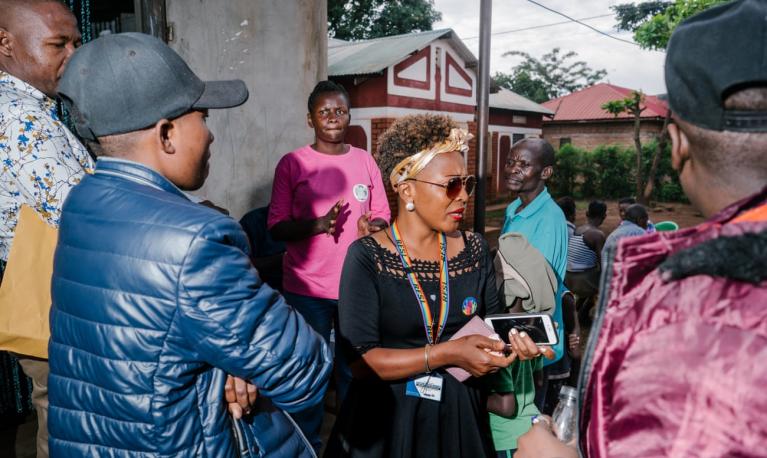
[542,119,665,150]
[369,118,399,217]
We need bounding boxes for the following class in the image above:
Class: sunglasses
[407,175,477,199]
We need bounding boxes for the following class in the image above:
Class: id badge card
[405,374,443,402]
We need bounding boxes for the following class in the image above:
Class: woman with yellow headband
[327,115,540,457]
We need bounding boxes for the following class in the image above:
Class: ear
[306,113,314,129]
[0,28,14,58]
[155,118,175,155]
[540,165,553,180]
[668,123,689,172]
[398,181,415,202]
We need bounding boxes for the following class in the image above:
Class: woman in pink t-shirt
[267,81,391,451]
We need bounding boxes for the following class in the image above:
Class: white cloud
[433,0,667,95]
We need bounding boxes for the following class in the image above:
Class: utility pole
[474,0,492,234]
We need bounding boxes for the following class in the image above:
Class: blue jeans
[283,292,352,452]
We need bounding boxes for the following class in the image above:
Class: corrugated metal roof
[328,28,477,76]
[542,83,668,122]
[490,88,554,115]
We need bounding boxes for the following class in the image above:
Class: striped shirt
[568,233,598,271]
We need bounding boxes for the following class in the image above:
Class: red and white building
[542,83,668,150]
[328,29,552,220]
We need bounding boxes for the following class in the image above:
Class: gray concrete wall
[166,0,327,218]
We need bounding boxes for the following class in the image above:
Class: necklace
[390,221,450,344]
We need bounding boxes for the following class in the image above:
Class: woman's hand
[356,213,389,237]
[318,199,345,235]
[507,328,555,360]
[514,419,578,458]
[435,335,516,377]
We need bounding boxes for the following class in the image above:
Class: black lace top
[330,231,501,458]
[339,231,501,356]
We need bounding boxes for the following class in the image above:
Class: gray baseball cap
[58,32,249,140]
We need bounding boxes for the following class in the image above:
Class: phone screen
[488,316,552,345]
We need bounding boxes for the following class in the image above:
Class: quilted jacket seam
[57,239,183,267]
[85,174,206,226]
[54,305,166,335]
[50,372,151,399]
[164,216,228,452]
[175,218,280,363]
[54,404,153,427]
[50,436,161,456]
[61,208,201,236]
[152,290,182,451]
[53,340,157,365]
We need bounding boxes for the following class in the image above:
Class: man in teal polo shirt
[501,139,568,279]
[490,138,568,456]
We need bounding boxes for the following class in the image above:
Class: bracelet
[424,344,433,373]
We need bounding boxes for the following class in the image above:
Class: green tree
[612,1,672,32]
[328,0,442,40]
[492,70,549,103]
[493,48,607,103]
[612,0,728,50]
[602,91,670,204]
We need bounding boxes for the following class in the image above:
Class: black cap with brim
[194,80,249,110]
[58,32,249,140]
[665,0,767,132]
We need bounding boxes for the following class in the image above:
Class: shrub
[550,143,585,198]
[550,142,686,202]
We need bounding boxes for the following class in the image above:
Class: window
[512,133,525,145]
[512,115,527,124]
[560,137,572,147]
[93,1,139,37]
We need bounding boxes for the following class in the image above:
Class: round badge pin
[462,297,478,316]
[353,184,370,203]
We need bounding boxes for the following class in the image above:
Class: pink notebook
[445,316,497,382]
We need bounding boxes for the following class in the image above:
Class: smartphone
[484,313,558,346]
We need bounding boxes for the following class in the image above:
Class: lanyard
[390,222,450,345]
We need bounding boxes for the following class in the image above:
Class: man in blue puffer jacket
[48,33,332,457]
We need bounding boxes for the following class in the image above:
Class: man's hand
[568,333,581,359]
[514,419,578,458]
[225,375,257,419]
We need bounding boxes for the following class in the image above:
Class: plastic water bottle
[551,385,577,445]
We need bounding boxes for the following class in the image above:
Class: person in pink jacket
[515,1,767,456]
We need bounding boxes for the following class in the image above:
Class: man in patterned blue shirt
[0,2,91,455]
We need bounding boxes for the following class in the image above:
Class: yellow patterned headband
[389,128,473,189]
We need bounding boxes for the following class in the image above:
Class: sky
[433,0,668,95]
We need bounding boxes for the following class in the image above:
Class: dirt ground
[484,199,706,250]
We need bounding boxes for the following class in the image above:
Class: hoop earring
[405,201,415,212]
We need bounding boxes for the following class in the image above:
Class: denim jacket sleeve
[176,216,332,413]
